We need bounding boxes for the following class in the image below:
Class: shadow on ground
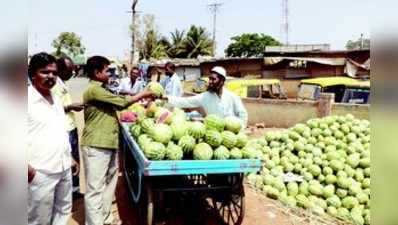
[115,175,223,225]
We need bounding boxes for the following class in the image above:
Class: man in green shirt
[81,56,154,225]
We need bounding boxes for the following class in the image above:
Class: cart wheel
[139,184,154,225]
[211,185,245,225]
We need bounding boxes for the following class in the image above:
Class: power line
[208,2,223,57]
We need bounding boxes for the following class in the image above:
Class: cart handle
[121,133,144,204]
[132,171,142,203]
[122,152,143,204]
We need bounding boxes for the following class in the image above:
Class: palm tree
[183,25,213,58]
[140,29,168,60]
[153,36,170,59]
[167,29,186,58]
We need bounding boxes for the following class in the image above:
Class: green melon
[205,130,223,148]
[178,135,196,154]
[165,143,184,160]
[204,114,225,132]
[224,116,242,133]
[147,82,165,97]
[235,132,248,148]
[213,146,230,160]
[188,121,206,139]
[193,143,213,160]
[221,131,237,149]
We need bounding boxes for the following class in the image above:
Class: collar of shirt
[160,76,170,87]
[171,73,181,81]
[164,75,172,82]
[29,85,65,114]
[129,78,139,86]
[29,85,51,104]
[90,80,104,87]
[28,85,71,173]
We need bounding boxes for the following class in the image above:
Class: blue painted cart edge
[121,122,262,176]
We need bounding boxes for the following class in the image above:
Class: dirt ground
[67,78,305,225]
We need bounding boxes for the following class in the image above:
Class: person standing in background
[159,62,183,97]
[121,64,128,77]
[118,66,146,96]
[53,56,85,199]
[105,63,120,94]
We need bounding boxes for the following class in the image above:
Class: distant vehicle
[193,77,287,99]
[298,77,370,104]
[341,80,370,104]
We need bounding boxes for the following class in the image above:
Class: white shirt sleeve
[233,96,248,128]
[159,77,167,89]
[118,78,129,93]
[170,75,183,97]
[168,94,204,109]
[163,74,183,97]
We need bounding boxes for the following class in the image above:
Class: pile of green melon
[127,102,259,161]
[247,114,370,225]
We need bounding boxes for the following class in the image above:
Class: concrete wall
[242,98,318,128]
[242,98,369,128]
[176,67,201,81]
[332,103,369,120]
[184,91,369,128]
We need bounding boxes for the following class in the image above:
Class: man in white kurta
[166,66,248,127]
[28,52,73,225]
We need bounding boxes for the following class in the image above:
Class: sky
[27,0,375,59]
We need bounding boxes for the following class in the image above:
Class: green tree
[167,29,187,58]
[225,33,281,57]
[183,25,213,58]
[136,14,168,60]
[140,30,170,60]
[346,38,370,50]
[52,32,85,58]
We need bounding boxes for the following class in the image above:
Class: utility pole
[208,2,223,57]
[360,33,364,50]
[280,0,289,45]
[130,0,139,66]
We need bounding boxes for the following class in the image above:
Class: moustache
[44,78,56,87]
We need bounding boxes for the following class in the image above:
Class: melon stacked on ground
[246,114,370,225]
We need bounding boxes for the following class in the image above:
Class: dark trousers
[69,128,80,192]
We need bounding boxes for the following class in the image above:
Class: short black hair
[28,52,57,80]
[84,56,110,78]
[165,62,175,70]
[56,56,73,74]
